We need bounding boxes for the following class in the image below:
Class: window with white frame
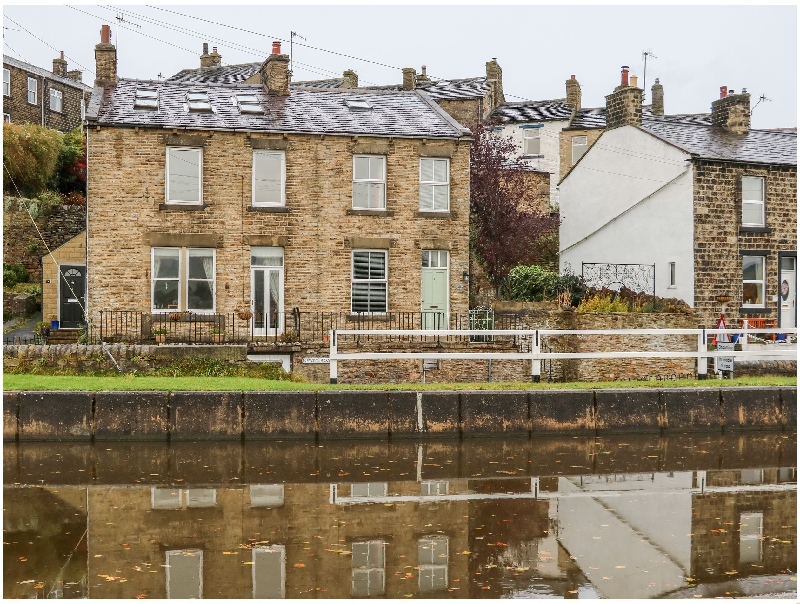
[185,489,216,508]
[522,126,542,156]
[350,482,388,497]
[421,481,448,496]
[49,88,62,112]
[739,512,763,564]
[151,247,215,312]
[3,114,9,123]
[351,251,387,313]
[351,540,385,597]
[252,150,285,206]
[151,487,217,509]
[742,255,766,307]
[166,146,202,204]
[186,91,212,112]
[252,545,285,599]
[235,93,263,114]
[419,157,449,212]
[80,98,85,122]
[418,535,448,592]
[166,549,203,599]
[352,155,386,209]
[422,250,448,269]
[249,484,285,508]
[3,68,9,96]
[669,262,676,287]
[572,135,588,165]
[742,176,765,227]
[134,88,158,110]
[27,76,36,104]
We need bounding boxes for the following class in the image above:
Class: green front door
[421,250,449,329]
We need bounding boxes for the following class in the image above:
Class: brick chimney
[402,67,416,91]
[650,78,664,116]
[605,65,642,128]
[200,43,222,68]
[565,75,581,112]
[342,69,358,88]
[52,51,67,77]
[261,41,290,96]
[485,57,505,106]
[67,70,83,83]
[711,87,750,134]
[94,24,117,87]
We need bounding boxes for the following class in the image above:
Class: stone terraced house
[84,31,472,335]
[3,53,92,132]
[559,68,797,328]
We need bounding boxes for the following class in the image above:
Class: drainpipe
[40,75,45,126]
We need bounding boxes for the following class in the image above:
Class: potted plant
[235,304,253,321]
[152,327,168,344]
[168,311,184,322]
[50,315,59,330]
[210,327,226,343]
[34,320,51,339]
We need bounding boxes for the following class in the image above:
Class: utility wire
[4,14,93,74]
[3,40,29,64]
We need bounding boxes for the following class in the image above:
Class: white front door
[779,256,796,328]
[421,250,449,329]
[251,247,284,336]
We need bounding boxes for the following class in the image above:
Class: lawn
[3,374,795,392]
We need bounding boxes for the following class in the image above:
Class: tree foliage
[508,264,587,306]
[469,120,559,292]
[2,123,63,197]
[49,126,86,195]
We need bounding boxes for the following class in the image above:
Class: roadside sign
[716,342,734,372]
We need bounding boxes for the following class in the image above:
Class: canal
[3,432,796,598]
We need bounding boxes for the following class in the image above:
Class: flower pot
[237,310,253,321]
[51,320,60,330]
[169,312,184,322]
[155,334,166,344]
[212,333,225,343]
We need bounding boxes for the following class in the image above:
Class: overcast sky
[3,4,796,129]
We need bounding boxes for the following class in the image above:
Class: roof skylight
[235,93,263,114]
[186,91,212,112]
[345,99,372,110]
[134,88,158,110]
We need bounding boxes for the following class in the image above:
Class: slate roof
[640,120,797,166]
[86,78,471,139]
[291,77,347,89]
[3,54,92,92]
[564,105,712,130]
[166,62,261,84]
[490,99,574,123]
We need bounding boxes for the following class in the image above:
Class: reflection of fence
[582,263,656,297]
[327,327,797,384]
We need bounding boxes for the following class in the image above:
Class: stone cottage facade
[85,34,472,333]
[3,53,91,132]
[559,69,797,328]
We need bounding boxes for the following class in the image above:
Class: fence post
[697,327,707,380]
[99,310,103,343]
[742,319,749,350]
[329,329,338,384]
[531,330,541,382]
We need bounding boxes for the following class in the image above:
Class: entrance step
[47,329,80,344]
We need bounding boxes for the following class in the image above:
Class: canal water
[3,433,796,599]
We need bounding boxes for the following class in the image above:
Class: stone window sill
[159,203,206,211]
[345,314,391,322]
[739,226,772,234]
[347,209,394,217]
[248,206,290,213]
[738,307,771,314]
[522,154,544,159]
[415,211,457,219]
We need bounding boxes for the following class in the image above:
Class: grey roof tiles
[88,78,470,139]
[3,54,92,92]
[491,99,574,123]
[166,62,261,84]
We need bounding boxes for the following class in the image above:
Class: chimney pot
[571,74,575,79]
[651,78,664,116]
[720,86,728,99]
[60,51,64,60]
[203,42,208,55]
[272,41,281,55]
[621,65,629,87]
[100,24,111,44]
[630,75,638,88]
[212,47,217,54]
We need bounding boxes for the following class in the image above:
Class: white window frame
[249,484,285,508]
[351,540,386,597]
[27,76,37,105]
[521,125,542,156]
[3,113,9,123]
[49,88,63,113]
[418,535,449,592]
[351,250,388,314]
[742,255,766,308]
[252,149,286,207]
[151,247,216,313]
[165,146,203,205]
[572,135,588,165]
[742,175,765,227]
[419,157,450,212]
[350,482,388,497]
[668,262,676,288]
[352,154,386,210]
[165,549,203,600]
[421,480,449,496]
[252,545,286,599]
[80,98,85,122]
[3,68,9,97]
[739,512,763,564]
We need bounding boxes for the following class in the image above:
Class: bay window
[353,155,386,209]
[352,251,387,313]
[152,247,215,312]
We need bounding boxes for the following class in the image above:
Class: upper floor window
[420,158,449,212]
[522,125,542,156]
[165,549,203,599]
[418,535,448,592]
[166,146,202,204]
[742,176,765,227]
[353,155,386,209]
[572,135,588,165]
[742,255,765,307]
[49,88,63,113]
[252,150,285,206]
[351,540,385,597]
[3,68,9,97]
[27,76,37,104]
[3,114,9,124]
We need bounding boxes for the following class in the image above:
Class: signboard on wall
[302,357,330,364]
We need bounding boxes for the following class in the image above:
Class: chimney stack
[402,67,416,91]
[711,88,750,134]
[52,51,67,77]
[261,41,290,96]
[200,43,222,68]
[67,70,83,83]
[94,24,117,87]
[485,57,505,106]
[565,75,581,112]
[604,65,642,129]
[342,69,358,88]
[417,65,430,83]
[650,78,664,115]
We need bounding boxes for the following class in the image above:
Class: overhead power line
[4,14,93,74]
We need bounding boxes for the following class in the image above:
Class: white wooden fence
[327,328,797,383]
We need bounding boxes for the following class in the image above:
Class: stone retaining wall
[4,386,794,441]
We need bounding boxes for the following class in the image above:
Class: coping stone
[18,391,92,441]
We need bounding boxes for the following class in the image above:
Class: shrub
[577,293,630,313]
[3,263,29,287]
[49,126,86,195]
[508,264,560,302]
[3,123,63,197]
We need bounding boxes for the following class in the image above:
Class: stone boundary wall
[4,386,794,441]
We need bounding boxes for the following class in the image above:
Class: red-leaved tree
[469,120,559,293]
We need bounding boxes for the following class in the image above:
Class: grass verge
[3,374,795,392]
